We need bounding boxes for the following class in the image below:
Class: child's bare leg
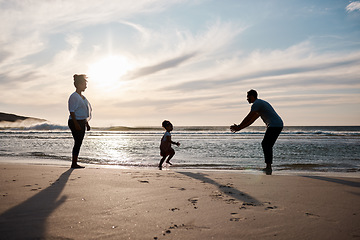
[166,152,175,165]
[159,156,166,170]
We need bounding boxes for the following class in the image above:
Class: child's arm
[168,135,180,146]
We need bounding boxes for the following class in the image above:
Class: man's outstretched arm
[230,111,259,132]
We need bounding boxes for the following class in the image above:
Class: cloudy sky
[1,0,360,127]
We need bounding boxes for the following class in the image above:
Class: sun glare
[87,55,134,88]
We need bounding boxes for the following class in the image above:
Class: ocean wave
[89,130,360,137]
[1,125,359,136]
[25,123,68,131]
[0,124,66,131]
[280,131,360,136]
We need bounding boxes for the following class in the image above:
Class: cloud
[0,0,192,103]
[125,52,198,79]
[346,1,360,12]
[174,20,246,55]
[1,1,183,32]
[0,0,188,66]
[119,21,153,46]
[0,50,11,64]
[121,20,245,80]
[48,34,83,72]
[161,42,360,92]
[115,94,221,109]
[1,1,359,126]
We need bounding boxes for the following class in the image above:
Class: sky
[1,0,360,127]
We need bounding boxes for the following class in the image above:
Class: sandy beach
[0,161,359,240]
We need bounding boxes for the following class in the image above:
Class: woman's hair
[73,74,87,87]
[162,120,171,128]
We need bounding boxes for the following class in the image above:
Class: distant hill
[0,112,46,128]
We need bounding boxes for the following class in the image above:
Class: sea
[0,125,359,174]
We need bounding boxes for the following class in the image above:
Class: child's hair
[162,120,171,128]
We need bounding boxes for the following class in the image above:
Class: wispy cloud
[0,1,359,126]
[161,41,360,92]
[0,0,190,104]
[125,52,198,79]
[79,20,360,126]
[346,1,360,12]
[122,20,246,80]
[0,0,187,69]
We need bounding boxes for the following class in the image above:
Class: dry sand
[0,162,359,239]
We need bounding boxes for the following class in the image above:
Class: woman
[68,74,92,168]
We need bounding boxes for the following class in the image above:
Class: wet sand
[0,162,359,239]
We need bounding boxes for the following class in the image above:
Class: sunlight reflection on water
[0,127,359,172]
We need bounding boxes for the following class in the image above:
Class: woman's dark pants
[68,119,86,157]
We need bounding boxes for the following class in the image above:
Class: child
[159,120,180,170]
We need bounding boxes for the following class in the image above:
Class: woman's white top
[68,92,92,121]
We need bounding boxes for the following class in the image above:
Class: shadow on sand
[303,175,360,188]
[0,168,73,239]
[178,171,263,206]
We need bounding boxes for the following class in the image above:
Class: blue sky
[1,0,359,127]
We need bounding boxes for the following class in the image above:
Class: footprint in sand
[265,206,278,210]
[230,217,246,222]
[240,202,258,209]
[305,212,320,218]
[156,223,210,239]
[225,198,238,204]
[170,187,186,191]
[211,190,223,199]
[219,183,234,189]
[188,197,199,209]
[263,202,278,210]
[230,212,246,222]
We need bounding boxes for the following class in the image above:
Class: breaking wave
[25,123,68,131]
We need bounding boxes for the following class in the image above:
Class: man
[230,89,283,175]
